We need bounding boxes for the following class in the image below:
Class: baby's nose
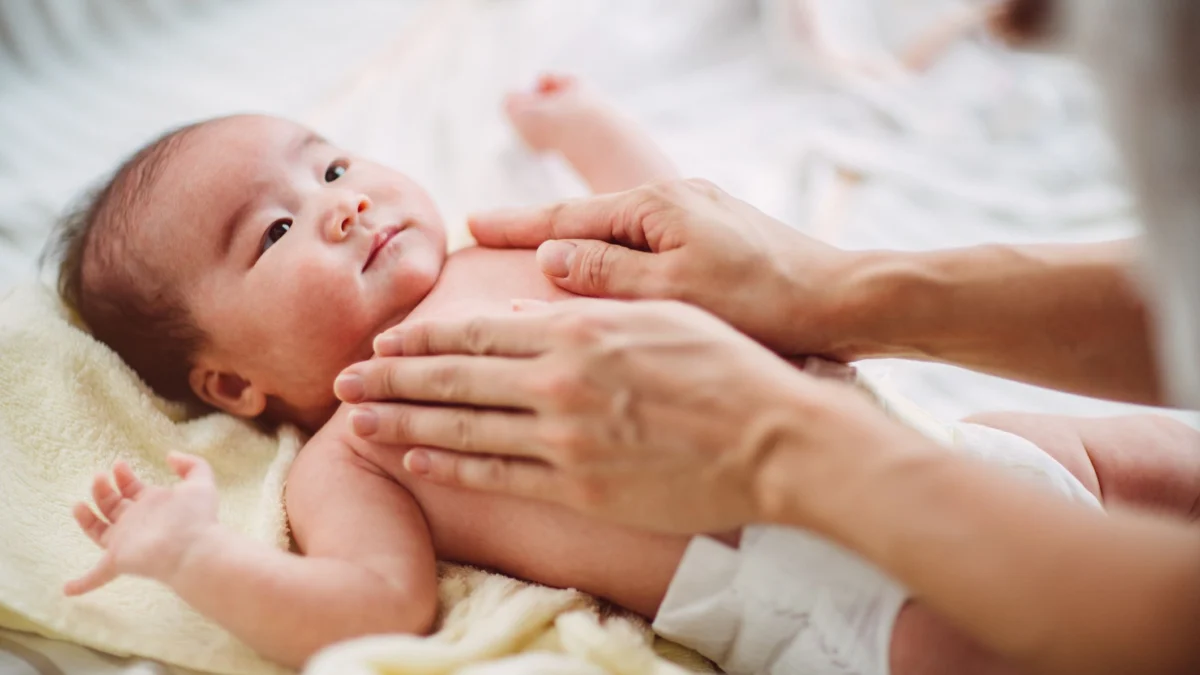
[330,195,372,241]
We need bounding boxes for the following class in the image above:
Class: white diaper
[652,422,1102,675]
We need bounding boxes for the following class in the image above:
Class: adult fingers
[348,403,546,459]
[370,312,555,358]
[73,502,109,547]
[63,553,118,596]
[167,453,214,485]
[536,240,664,299]
[337,356,535,409]
[467,191,642,249]
[403,448,560,501]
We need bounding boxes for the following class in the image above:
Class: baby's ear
[189,366,267,418]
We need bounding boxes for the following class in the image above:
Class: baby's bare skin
[300,247,689,619]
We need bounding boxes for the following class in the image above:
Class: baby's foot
[505,73,679,193]
[504,73,615,153]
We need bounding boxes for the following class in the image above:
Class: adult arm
[761,402,1200,675]
[467,180,1162,404]
[838,240,1159,404]
[339,299,1200,674]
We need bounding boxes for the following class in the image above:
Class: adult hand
[335,299,901,534]
[468,179,860,357]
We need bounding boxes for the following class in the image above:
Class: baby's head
[51,115,447,430]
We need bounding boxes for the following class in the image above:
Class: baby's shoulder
[292,402,351,457]
[283,404,432,556]
[285,404,383,495]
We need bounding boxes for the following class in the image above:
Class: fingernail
[537,241,575,278]
[374,333,404,356]
[349,408,379,437]
[404,450,431,475]
[334,374,365,402]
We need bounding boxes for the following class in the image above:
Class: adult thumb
[536,240,660,298]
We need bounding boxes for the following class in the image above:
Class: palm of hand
[65,452,219,596]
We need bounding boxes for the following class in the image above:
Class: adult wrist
[791,247,932,362]
[749,380,940,540]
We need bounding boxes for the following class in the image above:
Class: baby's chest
[406,247,575,324]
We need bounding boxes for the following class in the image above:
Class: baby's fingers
[73,503,109,547]
[167,452,214,485]
[91,472,126,521]
[63,553,117,596]
[113,461,146,500]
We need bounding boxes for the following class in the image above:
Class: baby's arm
[67,434,438,669]
[506,74,680,194]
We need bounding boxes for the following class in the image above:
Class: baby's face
[145,115,446,423]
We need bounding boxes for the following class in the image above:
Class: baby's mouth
[363,224,406,272]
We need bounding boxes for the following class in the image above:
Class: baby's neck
[265,325,405,435]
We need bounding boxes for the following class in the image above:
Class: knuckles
[380,405,416,442]
[536,422,594,465]
[573,243,617,292]
[449,408,474,450]
[461,317,493,355]
[427,362,464,401]
[554,312,610,347]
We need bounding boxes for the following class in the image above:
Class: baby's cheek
[285,263,377,347]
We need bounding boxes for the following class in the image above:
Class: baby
[52,74,1098,675]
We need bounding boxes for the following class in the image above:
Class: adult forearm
[825,239,1162,404]
[758,397,1200,674]
[170,528,435,668]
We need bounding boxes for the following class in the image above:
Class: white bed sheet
[0,0,1195,672]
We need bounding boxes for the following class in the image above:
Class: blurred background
[0,0,1189,424]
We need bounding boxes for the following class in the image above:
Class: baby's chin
[368,235,447,328]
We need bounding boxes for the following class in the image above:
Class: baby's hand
[504,73,613,152]
[65,453,219,596]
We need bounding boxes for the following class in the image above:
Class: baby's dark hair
[44,121,209,405]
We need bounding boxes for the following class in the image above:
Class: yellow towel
[307,565,713,675]
[0,283,299,675]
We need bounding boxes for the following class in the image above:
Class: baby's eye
[261,218,292,254]
[325,160,348,183]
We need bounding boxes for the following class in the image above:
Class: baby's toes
[504,90,539,114]
[535,72,578,95]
